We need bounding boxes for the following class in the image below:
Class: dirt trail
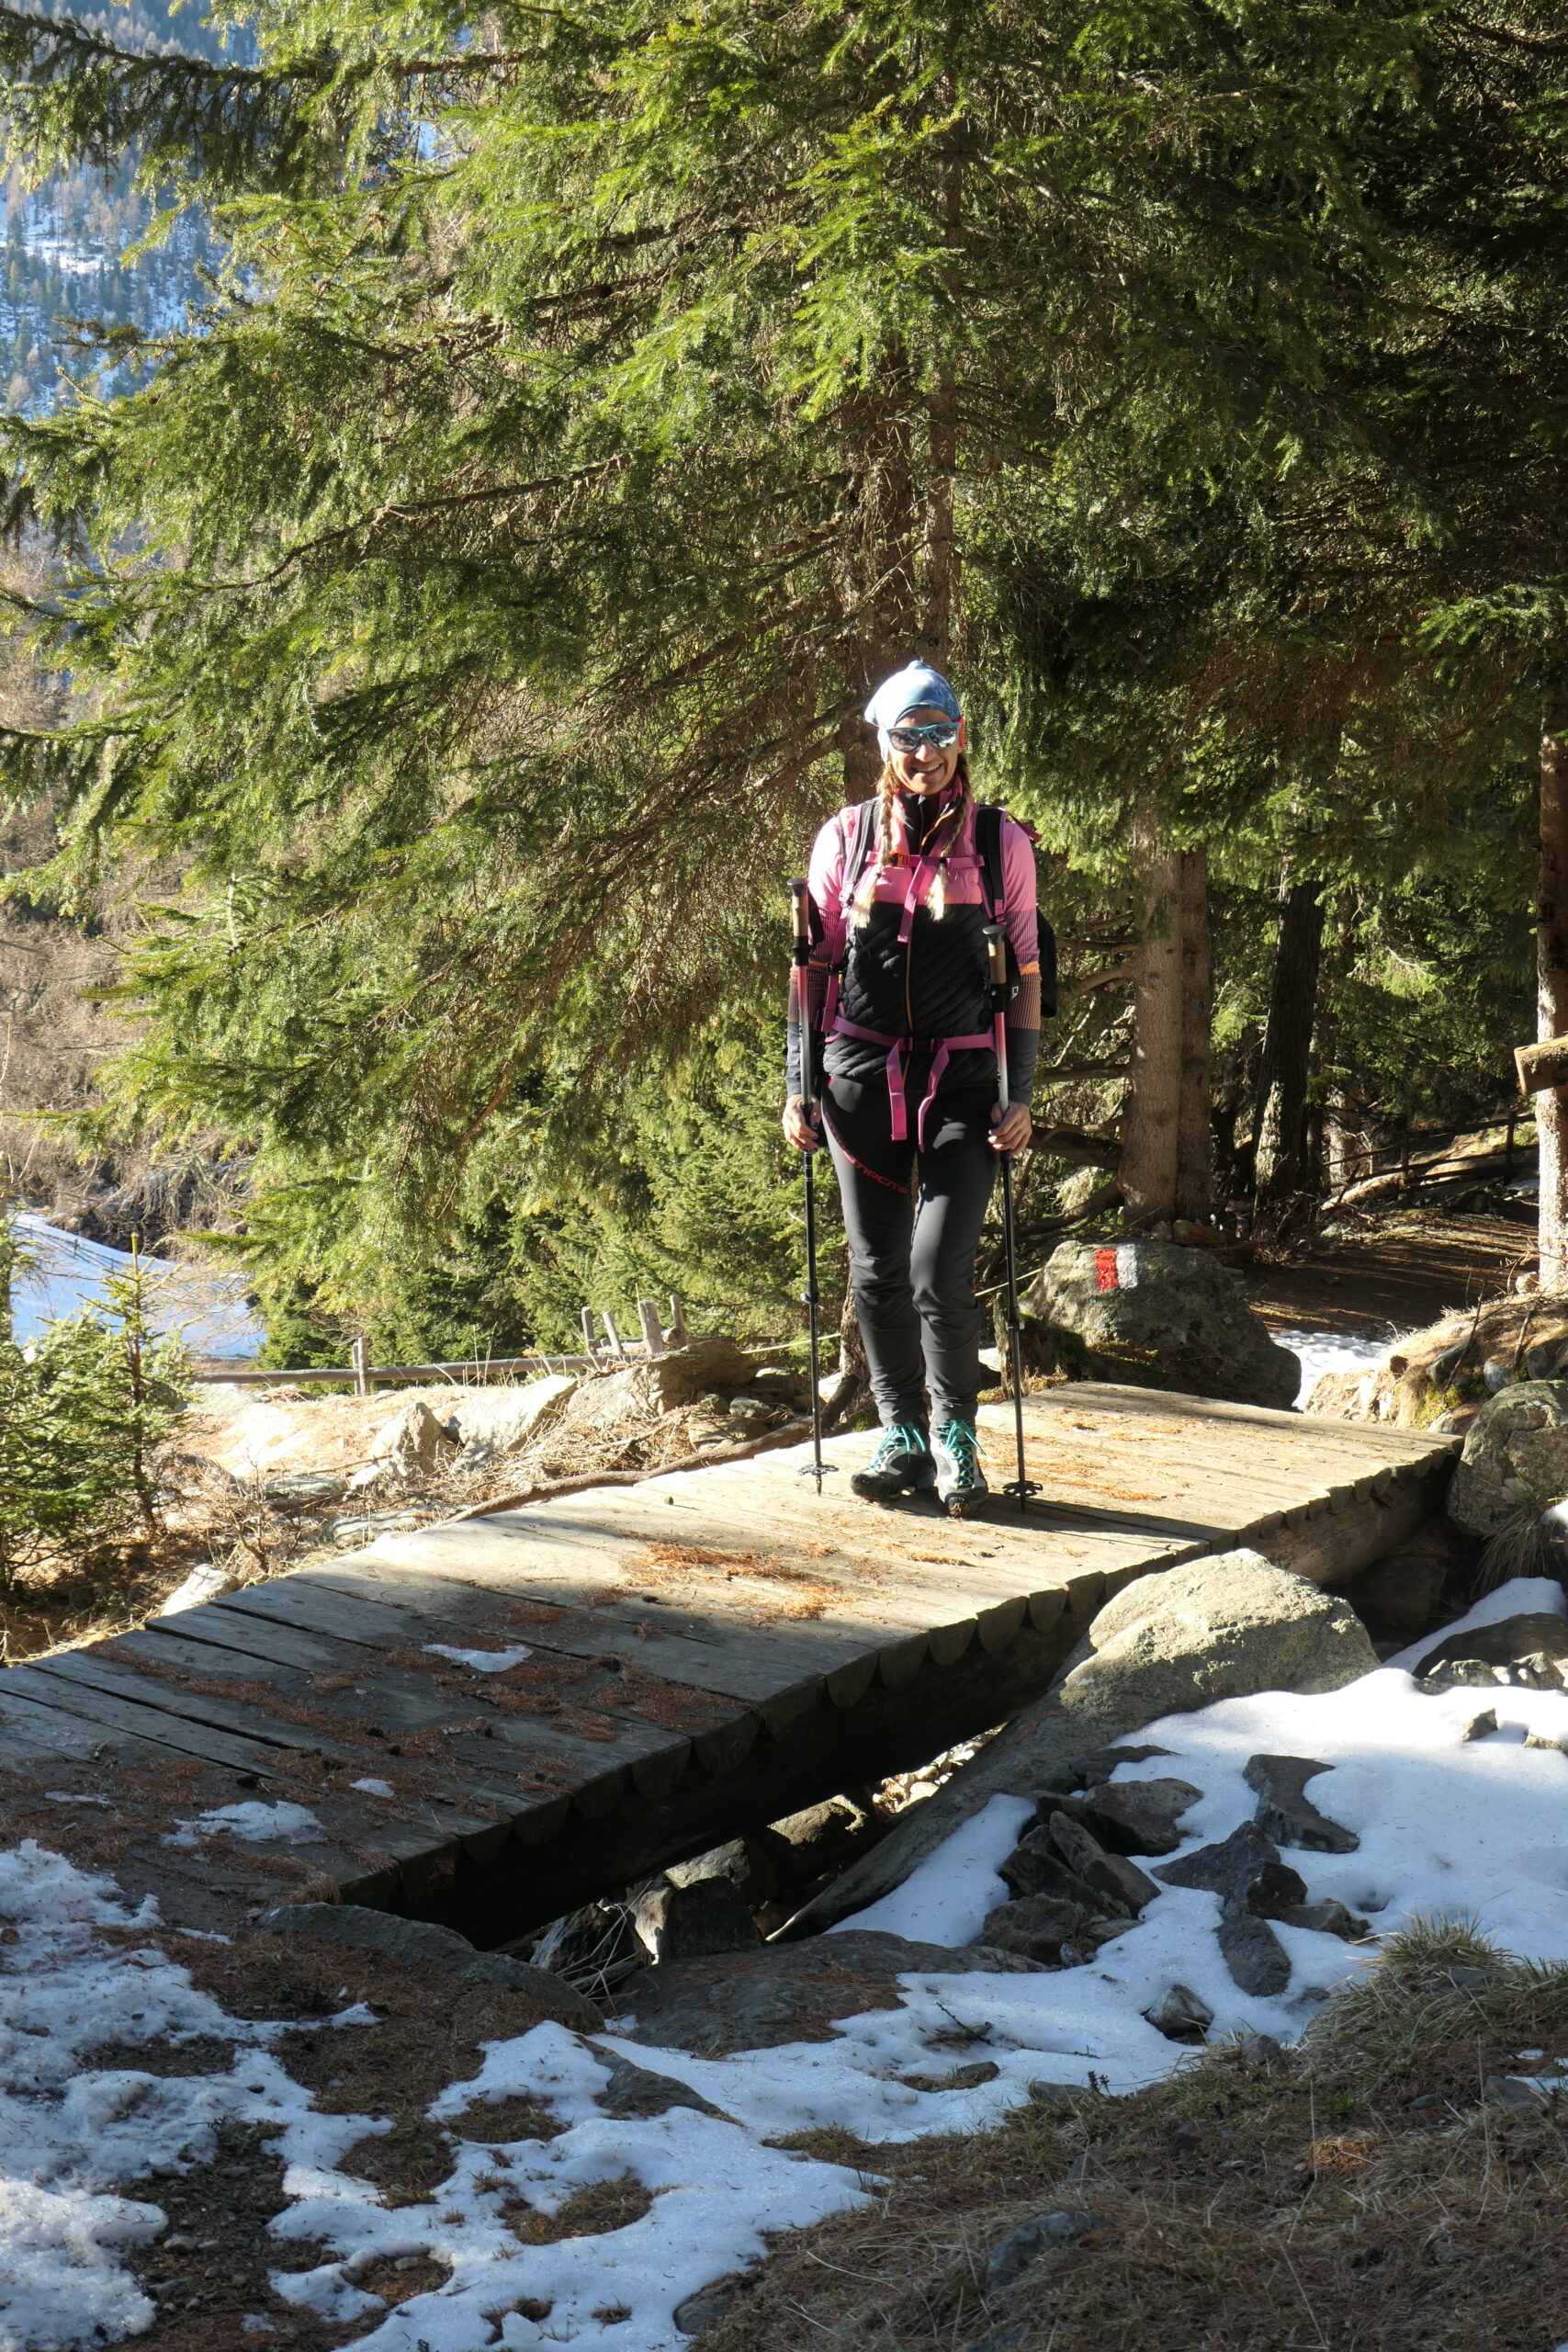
[1246,1210,1537,1341]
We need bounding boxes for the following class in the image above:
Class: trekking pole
[985,923,1039,1515]
[790,880,835,1493]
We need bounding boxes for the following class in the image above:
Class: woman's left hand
[990,1102,1032,1155]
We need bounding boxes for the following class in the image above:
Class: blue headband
[864,662,962,752]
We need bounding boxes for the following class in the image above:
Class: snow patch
[162,1802,325,1850]
[422,1643,534,1673]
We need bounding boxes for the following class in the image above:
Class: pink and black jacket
[787,786,1047,1144]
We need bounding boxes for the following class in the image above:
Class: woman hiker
[784,661,1043,1516]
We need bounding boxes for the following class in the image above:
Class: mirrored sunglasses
[887,721,961,752]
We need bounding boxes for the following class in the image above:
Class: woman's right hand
[783,1094,821,1153]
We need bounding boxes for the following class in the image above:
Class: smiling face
[886,704,963,797]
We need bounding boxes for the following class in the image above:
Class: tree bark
[837,375,919,798]
[1539,690,1568,1286]
[1254,874,1325,1204]
[1175,846,1213,1221]
[1120,838,1183,1225]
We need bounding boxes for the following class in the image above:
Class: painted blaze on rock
[1023,1239,1300,1409]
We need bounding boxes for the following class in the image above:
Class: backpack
[838,797,1057,1016]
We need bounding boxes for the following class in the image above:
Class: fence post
[637,1299,665,1358]
[602,1309,628,1360]
[667,1294,689,1346]
[351,1335,370,1397]
[581,1306,598,1364]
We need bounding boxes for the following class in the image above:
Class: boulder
[157,1561,245,1616]
[371,1398,458,1479]
[1155,1822,1308,1917]
[631,1874,760,1962]
[1278,1899,1369,1940]
[553,1337,759,1448]
[619,1929,1043,2055]
[978,1895,1093,1964]
[1415,1611,1568,1684]
[783,1554,1376,1937]
[1055,1552,1379,1723]
[1035,1774,1201,1858]
[1217,1909,1292,1996]
[1043,1811,1159,1914]
[1023,1239,1299,1409]
[254,1902,600,2027]
[1447,1381,1568,1536]
[446,1375,577,1468]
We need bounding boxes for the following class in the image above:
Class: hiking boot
[851,1421,935,1501]
[933,1419,988,1517]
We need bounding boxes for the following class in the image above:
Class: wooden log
[352,1335,370,1397]
[1517,1033,1568,1095]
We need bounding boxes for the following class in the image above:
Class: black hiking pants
[821,1068,998,1430]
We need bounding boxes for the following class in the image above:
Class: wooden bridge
[0,1385,1455,1944]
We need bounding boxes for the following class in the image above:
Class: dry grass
[505,2173,655,2244]
[695,1925,1568,2352]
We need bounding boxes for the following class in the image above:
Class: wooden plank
[284,1551,839,1711]
[0,1685,121,1765]
[199,1581,736,1785]
[113,1621,693,1813]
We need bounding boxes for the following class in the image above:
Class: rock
[1416,1612,1568,1681]
[591,2048,728,2120]
[1277,1899,1370,1940]
[552,1337,759,1448]
[1045,1812,1160,1913]
[1461,1708,1499,1740]
[725,1396,779,1431]
[984,2209,1099,2294]
[1057,1743,1174,1788]
[1144,1983,1213,2041]
[1484,2073,1562,2113]
[1156,1823,1308,1917]
[528,1902,640,1987]
[1217,1907,1292,1996]
[263,1470,349,1512]
[1337,1519,1464,1634]
[1243,1755,1359,1853]
[446,1375,577,1469]
[1024,1238,1300,1408]
[1483,1354,1517,1395]
[900,2058,1001,2092]
[666,1838,775,1905]
[1042,1775,1201,1858]
[1056,1553,1380,1724]
[1447,1380,1568,1536]
[782,1556,1373,1939]
[671,2280,741,2335]
[371,1398,458,1479]
[631,1875,760,1962]
[254,1903,601,2027]
[998,1829,1117,1915]
[979,1895,1093,1963]
[620,1930,1043,2055]
[157,1562,244,1616]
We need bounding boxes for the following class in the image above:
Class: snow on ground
[7,1579,1568,2351]
[1271,1323,1396,1405]
[9,1213,263,1359]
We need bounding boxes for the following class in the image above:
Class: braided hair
[852,752,972,927]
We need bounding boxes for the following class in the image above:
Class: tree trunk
[1539,691,1568,1286]
[1254,874,1325,1204]
[918,141,964,672]
[1175,846,1213,1221]
[838,376,919,798]
[1120,839,1183,1225]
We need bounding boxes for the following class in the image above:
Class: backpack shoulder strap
[976,802,1057,1016]
[838,797,880,915]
